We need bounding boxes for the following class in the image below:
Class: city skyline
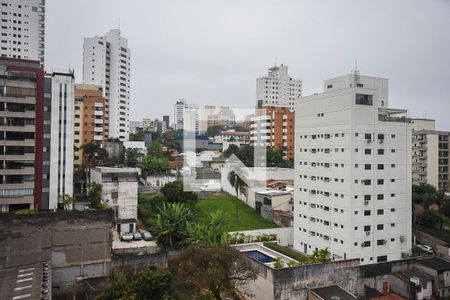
[45,0,450,130]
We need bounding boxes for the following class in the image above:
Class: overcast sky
[46,0,450,129]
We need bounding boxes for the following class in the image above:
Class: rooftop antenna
[354,60,360,75]
[118,18,121,30]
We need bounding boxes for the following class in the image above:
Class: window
[391,149,396,153]
[365,164,371,170]
[378,134,384,140]
[377,255,388,262]
[355,148,359,152]
[364,225,371,231]
[377,224,384,230]
[377,209,384,215]
[377,179,384,185]
[377,239,385,246]
[391,164,396,168]
[377,194,384,200]
[378,149,384,155]
[391,134,396,138]
[391,208,396,212]
[363,180,371,185]
[362,241,371,247]
[356,94,373,105]
[391,223,395,227]
[365,149,371,155]
[364,195,371,200]
[365,133,372,139]
[378,164,384,170]
[364,210,371,216]
[391,179,395,183]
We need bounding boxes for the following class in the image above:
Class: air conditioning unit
[366,139,372,143]
[378,139,384,144]
[364,200,370,205]
[401,252,409,258]
[400,235,406,243]
[365,231,371,236]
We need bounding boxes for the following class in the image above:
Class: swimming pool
[244,250,275,263]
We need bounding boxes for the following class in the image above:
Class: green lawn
[195,193,278,232]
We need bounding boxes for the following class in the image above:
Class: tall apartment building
[250,106,295,158]
[411,118,449,191]
[83,29,130,141]
[0,58,44,212]
[199,105,236,132]
[74,84,107,166]
[173,99,199,133]
[0,0,45,66]
[256,64,302,111]
[42,71,75,209]
[163,115,170,130]
[294,73,412,264]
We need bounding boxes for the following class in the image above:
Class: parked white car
[416,244,434,254]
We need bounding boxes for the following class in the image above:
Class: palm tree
[150,202,194,249]
[185,210,228,246]
[227,170,248,222]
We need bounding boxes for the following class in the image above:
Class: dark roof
[365,285,383,298]
[310,285,356,300]
[417,257,450,272]
[393,268,433,283]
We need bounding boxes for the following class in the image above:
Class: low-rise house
[416,257,450,298]
[308,285,357,300]
[390,269,433,300]
[213,130,250,144]
[255,190,293,223]
[91,167,139,233]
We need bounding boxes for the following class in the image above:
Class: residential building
[74,84,107,165]
[255,190,293,225]
[163,115,170,129]
[256,64,302,111]
[389,269,433,300]
[213,130,250,144]
[123,141,146,154]
[83,29,131,141]
[199,105,236,132]
[43,71,75,210]
[129,120,140,134]
[90,166,139,233]
[411,118,449,191]
[0,0,45,66]
[174,99,186,130]
[294,73,412,263]
[141,118,166,134]
[416,257,450,298]
[0,58,44,212]
[250,106,295,158]
[173,99,199,132]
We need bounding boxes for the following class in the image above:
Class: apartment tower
[42,71,75,209]
[0,58,44,212]
[411,118,449,191]
[74,84,108,166]
[250,106,295,159]
[294,73,412,264]
[256,64,302,112]
[83,29,130,141]
[0,0,45,66]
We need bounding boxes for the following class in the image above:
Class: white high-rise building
[411,119,449,191]
[174,99,186,130]
[294,73,412,264]
[83,29,131,141]
[0,0,45,65]
[256,64,302,111]
[173,99,199,133]
[43,71,75,209]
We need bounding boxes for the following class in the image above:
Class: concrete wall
[415,229,447,249]
[0,210,113,296]
[229,227,294,246]
[112,252,167,273]
[241,256,415,300]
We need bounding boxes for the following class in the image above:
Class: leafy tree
[96,268,176,300]
[88,182,103,209]
[150,202,195,248]
[413,184,438,208]
[160,181,198,205]
[223,144,240,159]
[82,142,108,167]
[129,132,145,141]
[273,257,284,269]
[185,210,228,246]
[148,141,167,158]
[232,124,249,132]
[125,148,143,168]
[138,193,167,226]
[171,246,257,300]
[307,248,331,263]
[420,209,448,230]
[206,125,224,137]
[140,155,170,177]
[227,171,248,221]
[59,194,75,210]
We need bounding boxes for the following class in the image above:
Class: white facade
[83,29,131,141]
[91,167,139,233]
[47,72,75,209]
[294,73,412,264]
[123,141,146,154]
[174,99,186,130]
[256,64,302,111]
[0,0,45,65]
[411,118,449,191]
[173,99,199,133]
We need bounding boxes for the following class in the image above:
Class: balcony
[0,195,34,205]
[0,181,34,189]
